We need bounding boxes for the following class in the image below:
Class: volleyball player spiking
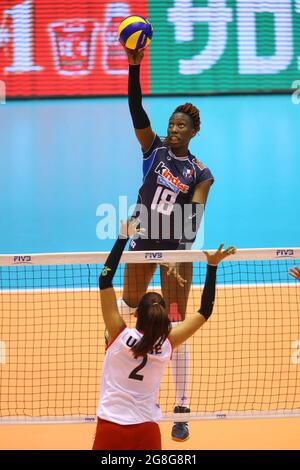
[117,46,214,441]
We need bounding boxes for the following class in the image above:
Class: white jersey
[97,327,172,425]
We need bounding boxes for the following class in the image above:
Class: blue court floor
[0,95,299,254]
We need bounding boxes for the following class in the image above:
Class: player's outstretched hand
[288,266,300,281]
[122,46,144,65]
[161,263,187,288]
[203,244,236,266]
[119,219,144,239]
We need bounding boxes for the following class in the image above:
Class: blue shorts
[129,238,182,251]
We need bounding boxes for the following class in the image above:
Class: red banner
[0,0,150,97]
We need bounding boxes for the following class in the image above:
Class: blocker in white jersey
[93,219,236,450]
[97,327,172,425]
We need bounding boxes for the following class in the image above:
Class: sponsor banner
[149,0,300,93]
[0,1,299,97]
[0,0,150,96]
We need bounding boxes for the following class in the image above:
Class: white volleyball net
[0,248,300,423]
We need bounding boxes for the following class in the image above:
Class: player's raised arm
[99,219,143,343]
[124,47,156,152]
[169,244,236,348]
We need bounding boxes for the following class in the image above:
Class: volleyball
[118,16,153,50]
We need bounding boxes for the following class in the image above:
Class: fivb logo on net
[276,249,294,258]
[96,196,205,249]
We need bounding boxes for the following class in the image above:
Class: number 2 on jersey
[129,356,148,381]
[151,186,177,216]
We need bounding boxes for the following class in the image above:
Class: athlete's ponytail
[131,292,171,359]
